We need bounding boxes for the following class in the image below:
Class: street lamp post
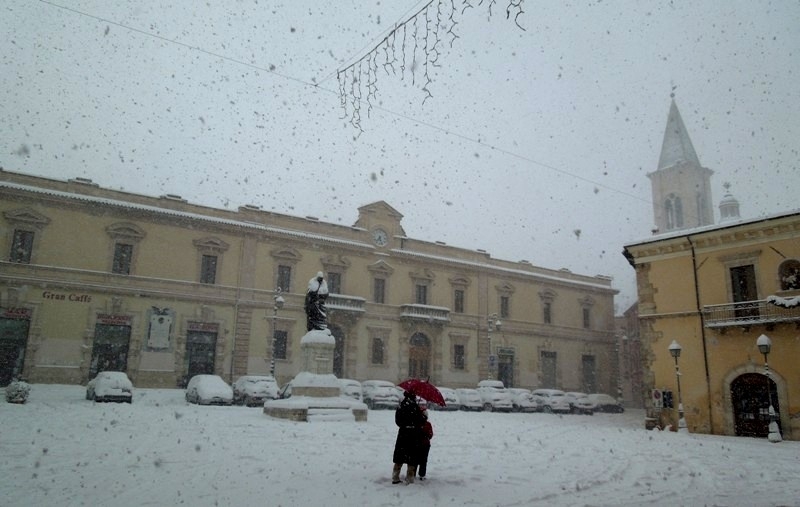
[668,340,688,433]
[487,313,501,379]
[269,289,285,379]
[756,334,782,443]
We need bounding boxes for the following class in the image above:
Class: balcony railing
[326,294,365,313]
[703,299,800,328]
[400,304,450,324]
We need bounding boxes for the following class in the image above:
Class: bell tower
[647,97,714,233]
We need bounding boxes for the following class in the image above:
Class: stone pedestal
[264,328,367,422]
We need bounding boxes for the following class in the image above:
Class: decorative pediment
[495,282,515,295]
[106,222,145,242]
[3,208,51,229]
[270,246,302,262]
[367,259,394,276]
[539,288,558,302]
[410,268,436,282]
[578,296,596,308]
[448,275,471,288]
[193,237,230,254]
[321,254,351,271]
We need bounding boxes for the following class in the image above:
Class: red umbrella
[397,378,446,407]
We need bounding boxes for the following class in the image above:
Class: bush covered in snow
[5,380,30,404]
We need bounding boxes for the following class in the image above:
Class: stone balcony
[703,297,800,329]
[399,304,450,324]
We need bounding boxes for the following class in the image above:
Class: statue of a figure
[304,271,329,331]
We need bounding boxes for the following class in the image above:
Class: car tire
[543,405,552,414]
[483,403,493,412]
[243,395,251,407]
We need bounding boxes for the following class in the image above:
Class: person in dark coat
[392,390,426,484]
[418,401,434,480]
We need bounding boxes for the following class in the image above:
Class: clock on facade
[372,228,388,246]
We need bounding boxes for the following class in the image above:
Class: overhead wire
[37,0,656,213]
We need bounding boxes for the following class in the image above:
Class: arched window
[665,194,683,230]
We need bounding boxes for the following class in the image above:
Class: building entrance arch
[731,373,780,438]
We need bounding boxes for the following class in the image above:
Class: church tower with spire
[647,98,715,233]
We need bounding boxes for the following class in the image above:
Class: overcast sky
[3,1,799,312]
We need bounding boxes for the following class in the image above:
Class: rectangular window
[274,330,288,360]
[112,243,134,275]
[453,344,465,370]
[200,255,217,284]
[541,351,557,388]
[500,296,510,318]
[582,307,591,329]
[327,272,341,294]
[277,265,292,292]
[731,264,759,319]
[415,284,428,305]
[543,302,552,324]
[371,337,384,364]
[454,289,464,313]
[582,355,597,393]
[9,229,34,263]
[373,278,385,304]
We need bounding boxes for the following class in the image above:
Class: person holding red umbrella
[391,390,426,484]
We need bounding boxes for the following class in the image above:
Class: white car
[86,371,133,403]
[532,388,571,414]
[476,379,513,412]
[563,391,595,415]
[429,387,460,411]
[185,374,233,406]
[507,388,541,413]
[361,380,401,409]
[232,375,279,406]
[587,393,625,413]
[338,379,363,401]
[455,388,483,411]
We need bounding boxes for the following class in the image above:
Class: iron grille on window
[9,229,34,263]
[200,255,217,284]
[112,243,133,275]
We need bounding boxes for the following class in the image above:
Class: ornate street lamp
[668,340,688,433]
[269,289,285,379]
[756,334,782,443]
[487,313,501,379]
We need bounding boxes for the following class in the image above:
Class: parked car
[455,388,483,411]
[476,379,513,412]
[429,387,460,411]
[588,393,625,413]
[185,374,233,405]
[361,380,402,409]
[86,371,133,403]
[232,375,279,406]
[563,392,595,415]
[531,388,571,413]
[338,378,363,401]
[507,388,541,413]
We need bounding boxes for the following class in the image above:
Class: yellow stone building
[1,170,618,392]
[623,211,800,439]
[624,98,800,439]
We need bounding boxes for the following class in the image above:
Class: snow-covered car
[429,387,460,411]
[507,388,542,413]
[532,388,571,414]
[588,393,625,413]
[232,375,279,406]
[86,371,133,403]
[338,378,363,401]
[361,380,401,409]
[476,379,513,412]
[185,374,233,406]
[455,388,484,411]
[563,392,595,415]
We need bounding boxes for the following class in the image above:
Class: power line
[37,0,653,210]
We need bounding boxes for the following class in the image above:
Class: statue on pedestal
[304,271,329,331]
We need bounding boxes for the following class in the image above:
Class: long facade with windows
[0,170,618,392]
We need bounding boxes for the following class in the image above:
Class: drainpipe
[688,235,713,432]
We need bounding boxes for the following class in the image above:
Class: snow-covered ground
[2,384,799,507]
